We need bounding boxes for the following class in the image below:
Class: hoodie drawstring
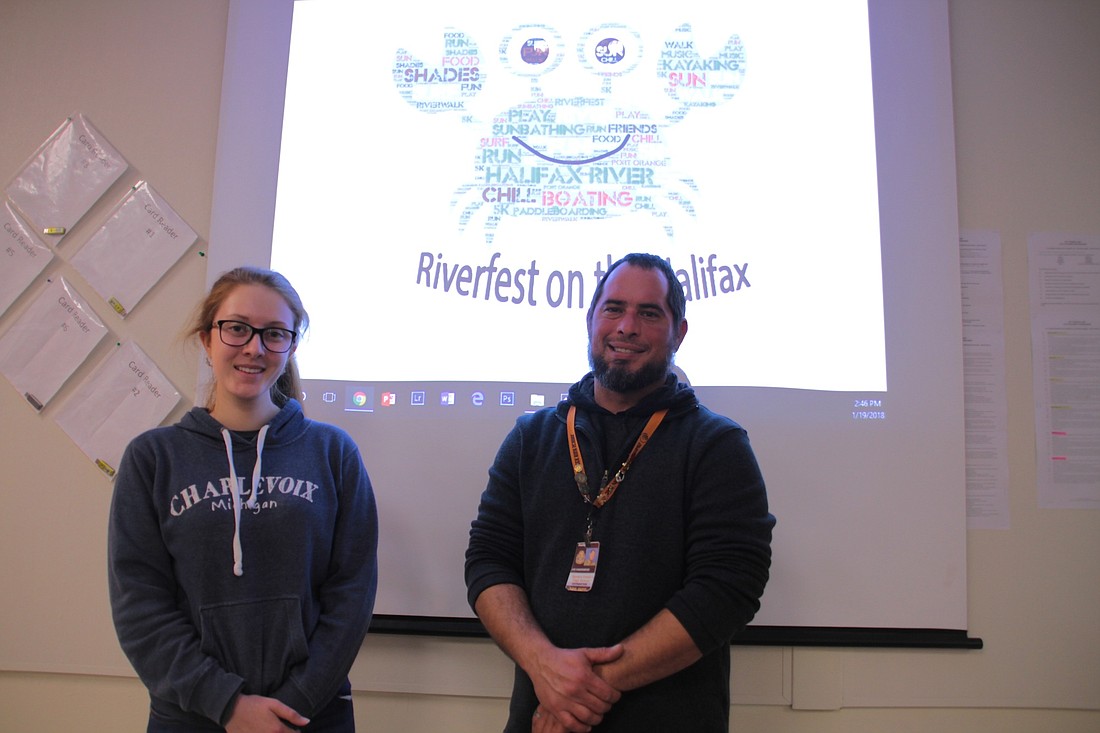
[221,424,270,577]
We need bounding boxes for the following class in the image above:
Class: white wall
[0,1,1097,731]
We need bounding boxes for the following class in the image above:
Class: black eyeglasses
[214,320,297,353]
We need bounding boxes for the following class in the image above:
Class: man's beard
[589,346,673,395]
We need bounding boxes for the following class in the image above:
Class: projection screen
[208,0,971,643]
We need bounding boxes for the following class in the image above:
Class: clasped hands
[226,693,309,733]
[529,644,624,733]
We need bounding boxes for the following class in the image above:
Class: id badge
[565,541,600,592]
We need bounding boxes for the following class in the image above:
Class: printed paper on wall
[0,200,54,316]
[0,277,109,410]
[71,181,198,317]
[55,341,181,479]
[5,113,128,242]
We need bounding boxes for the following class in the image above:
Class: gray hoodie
[108,399,378,726]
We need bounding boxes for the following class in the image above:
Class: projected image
[434,23,741,244]
[272,3,886,391]
[242,0,968,630]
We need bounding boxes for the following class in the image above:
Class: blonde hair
[189,266,310,409]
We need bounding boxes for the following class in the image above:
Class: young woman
[109,267,379,732]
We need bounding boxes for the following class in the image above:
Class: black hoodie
[466,373,774,731]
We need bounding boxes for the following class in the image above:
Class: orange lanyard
[566,405,667,509]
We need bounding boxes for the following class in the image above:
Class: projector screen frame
[207,0,982,649]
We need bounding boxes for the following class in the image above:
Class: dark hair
[189,266,310,408]
[586,253,687,327]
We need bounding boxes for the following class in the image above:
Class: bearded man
[465,252,775,733]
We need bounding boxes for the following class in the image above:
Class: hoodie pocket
[199,596,309,695]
